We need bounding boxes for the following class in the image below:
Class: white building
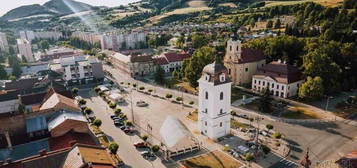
[49,56,105,85]
[252,61,304,98]
[101,32,146,51]
[72,31,102,44]
[17,39,34,62]
[20,31,63,42]
[0,32,9,52]
[198,61,231,140]
[154,52,191,73]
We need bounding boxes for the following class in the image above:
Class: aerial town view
[0,0,355,168]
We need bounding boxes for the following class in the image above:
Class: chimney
[39,149,47,156]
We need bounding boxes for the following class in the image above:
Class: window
[228,69,231,75]
[277,85,279,89]
[220,109,223,114]
[258,81,261,85]
[281,92,284,97]
[220,75,225,82]
[205,92,208,99]
[220,122,223,127]
[205,121,207,126]
[245,68,248,72]
[272,83,274,88]
[254,80,256,84]
[220,92,224,100]
[281,86,284,90]
[205,108,207,113]
[230,45,232,51]
[236,46,239,51]
[275,91,279,96]
[263,81,265,86]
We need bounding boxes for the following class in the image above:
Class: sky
[0,0,139,16]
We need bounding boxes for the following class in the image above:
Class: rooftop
[254,61,302,84]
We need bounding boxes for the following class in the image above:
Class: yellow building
[224,37,266,86]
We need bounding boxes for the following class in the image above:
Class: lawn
[240,100,260,111]
[91,125,103,135]
[187,109,198,121]
[231,87,253,102]
[181,150,243,168]
[282,106,321,119]
[265,0,343,7]
[231,119,250,129]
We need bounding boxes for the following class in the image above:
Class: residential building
[20,31,63,42]
[71,31,102,45]
[0,32,9,52]
[223,36,266,85]
[109,52,154,77]
[198,60,231,140]
[49,56,105,85]
[101,32,147,51]
[154,52,191,73]
[17,39,34,62]
[252,60,304,98]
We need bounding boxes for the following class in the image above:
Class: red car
[134,142,148,148]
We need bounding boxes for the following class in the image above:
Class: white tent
[160,116,192,148]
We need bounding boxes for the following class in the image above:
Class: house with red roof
[154,52,191,73]
[252,60,304,98]
[223,37,266,85]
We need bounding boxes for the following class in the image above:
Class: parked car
[237,114,249,119]
[141,151,155,159]
[260,130,269,137]
[111,115,118,119]
[124,127,134,134]
[114,121,124,126]
[119,126,127,130]
[134,142,148,148]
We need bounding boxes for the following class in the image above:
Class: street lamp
[324,95,334,121]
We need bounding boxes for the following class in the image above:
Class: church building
[198,59,231,140]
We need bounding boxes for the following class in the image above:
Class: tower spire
[300,148,312,168]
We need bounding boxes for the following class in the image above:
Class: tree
[79,99,87,105]
[192,33,209,49]
[274,19,281,29]
[176,96,183,102]
[109,102,117,109]
[273,132,282,139]
[298,76,324,100]
[184,47,215,87]
[0,65,7,79]
[266,124,274,134]
[125,121,133,126]
[114,108,122,115]
[108,142,119,154]
[165,94,173,99]
[38,40,50,51]
[93,119,102,127]
[151,145,160,153]
[259,88,272,113]
[266,20,273,29]
[84,107,93,114]
[72,88,79,95]
[142,135,149,141]
[176,34,185,48]
[154,65,165,84]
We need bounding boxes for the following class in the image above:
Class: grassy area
[282,106,321,119]
[231,119,250,129]
[187,109,198,121]
[231,87,253,102]
[98,135,110,148]
[240,100,260,111]
[91,125,103,135]
[181,150,242,168]
[265,0,343,7]
[175,81,198,95]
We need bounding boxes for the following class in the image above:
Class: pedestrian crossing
[270,158,298,168]
[342,120,357,126]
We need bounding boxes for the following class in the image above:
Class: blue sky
[0,0,139,16]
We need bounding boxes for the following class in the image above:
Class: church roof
[201,61,231,85]
[239,48,265,63]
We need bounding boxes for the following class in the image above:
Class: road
[104,65,357,166]
[80,89,169,168]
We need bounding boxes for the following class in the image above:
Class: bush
[223,145,231,152]
[139,86,145,90]
[148,89,153,92]
[94,87,100,92]
[266,124,274,131]
[125,121,133,126]
[231,110,236,116]
[114,108,122,114]
[109,102,117,109]
[79,99,87,105]
[261,145,271,154]
[273,132,282,139]
[128,82,131,85]
[99,91,105,97]
[72,88,79,95]
[142,135,148,141]
[189,101,194,105]
[133,84,137,87]
[245,153,254,161]
[119,113,127,119]
[176,96,183,101]
[108,142,119,154]
[84,107,92,114]
[166,94,173,99]
[93,119,102,127]
[151,145,160,153]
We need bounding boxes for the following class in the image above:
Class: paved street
[104,65,357,166]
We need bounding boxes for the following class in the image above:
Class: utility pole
[130,88,135,124]
[254,116,264,155]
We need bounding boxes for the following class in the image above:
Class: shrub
[148,89,153,92]
[189,101,194,105]
[245,153,254,161]
[119,113,127,119]
[176,96,183,101]
[133,84,137,87]
[273,132,282,139]
[109,81,114,85]
[94,87,100,93]
[109,102,117,109]
[165,94,173,99]
[266,124,274,131]
[93,119,102,127]
[223,145,231,152]
[125,121,133,126]
[84,107,92,114]
[261,145,271,154]
[108,142,119,154]
[79,99,87,105]
[114,108,122,114]
[142,135,148,141]
[99,91,105,97]
[128,82,131,85]
[231,110,236,116]
[139,86,145,90]
[151,145,160,153]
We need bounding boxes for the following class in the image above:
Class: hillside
[43,0,93,15]
[1,4,55,21]
[0,0,93,21]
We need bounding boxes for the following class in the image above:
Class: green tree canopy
[192,33,209,49]
[298,76,324,100]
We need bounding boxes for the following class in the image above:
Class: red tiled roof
[164,53,191,62]
[336,151,357,168]
[254,61,302,84]
[239,48,265,63]
[154,57,169,65]
[49,131,96,151]
[91,165,116,168]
